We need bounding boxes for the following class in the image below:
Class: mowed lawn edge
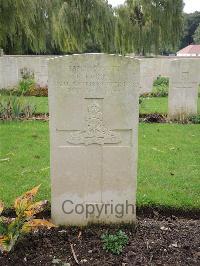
[1,95,200,115]
[0,121,200,210]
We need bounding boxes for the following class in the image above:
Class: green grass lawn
[28,96,49,114]
[0,121,199,210]
[0,95,49,114]
[1,95,200,115]
[140,97,200,115]
[140,97,168,114]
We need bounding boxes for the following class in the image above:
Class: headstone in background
[168,59,200,121]
[48,54,140,225]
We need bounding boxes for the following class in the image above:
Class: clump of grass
[0,95,36,119]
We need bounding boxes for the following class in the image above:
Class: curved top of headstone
[170,58,200,84]
[48,53,140,91]
[48,53,139,63]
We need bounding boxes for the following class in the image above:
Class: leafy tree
[193,23,200,44]
[0,0,115,54]
[53,0,115,53]
[115,0,184,55]
[0,0,56,54]
[0,0,183,55]
[180,12,200,48]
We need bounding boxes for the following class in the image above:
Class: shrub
[18,79,35,95]
[25,85,48,97]
[101,230,128,255]
[0,85,48,97]
[152,76,169,97]
[189,114,200,124]
[0,95,36,119]
[18,68,35,95]
[153,76,169,87]
[152,85,168,97]
[0,185,56,254]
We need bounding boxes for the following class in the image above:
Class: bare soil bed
[0,211,199,266]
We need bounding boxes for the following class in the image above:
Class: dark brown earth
[0,211,199,266]
[1,113,197,124]
[139,113,167,123]
[0,113,167,123]
[0,113,49,122]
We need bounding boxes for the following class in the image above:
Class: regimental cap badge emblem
[67,101,121,145]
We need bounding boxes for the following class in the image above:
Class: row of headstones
[48,54,199,226]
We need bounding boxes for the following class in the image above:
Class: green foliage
[0,186,56,254]
[189,114,200,124]
[193,23,200,44]
[115,0,184,55]
[55,0,115,53]
[18,68,35,95]
[0,0,48,54]
[180,12,200,49]
[0,0,115,54]
[18,79,35,95]
[0,95,36,119]
[151,86,168,97]
[0,0,184,55]
[153,76,169,87]
[101,230,128,255]
[152,76,169,97]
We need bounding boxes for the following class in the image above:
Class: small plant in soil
[101,230,128,255]
[0,185,56,254]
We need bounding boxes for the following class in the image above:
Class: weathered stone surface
[0,55,53,89]
[48,54,140,225]
[138,57,172,93]
[168,59,200,121]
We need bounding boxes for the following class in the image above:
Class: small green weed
[101,230,128,255]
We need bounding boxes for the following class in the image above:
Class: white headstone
[48,54,140,225]
[168,59,200,121]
